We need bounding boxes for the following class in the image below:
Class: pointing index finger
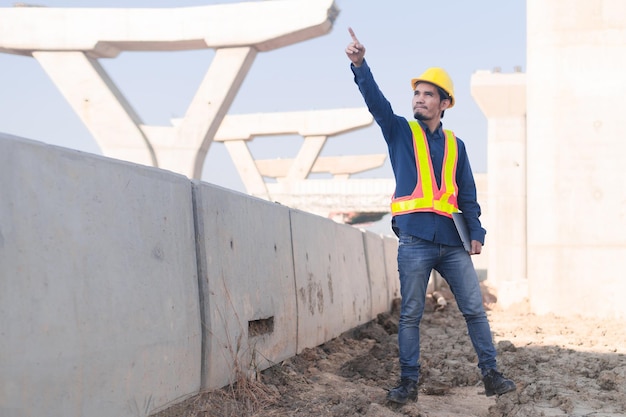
[348,27,359,44]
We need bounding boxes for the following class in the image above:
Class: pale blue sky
[0,0,526,193]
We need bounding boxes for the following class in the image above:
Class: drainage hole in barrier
[249,316,274,337]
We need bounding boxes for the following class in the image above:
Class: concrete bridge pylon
[471,68,527,307]
[0,0,340,179]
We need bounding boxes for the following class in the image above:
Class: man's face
[412,82,449,121]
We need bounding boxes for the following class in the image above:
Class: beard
[414,111,429,121]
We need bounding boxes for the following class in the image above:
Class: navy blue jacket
[351,60,486,246]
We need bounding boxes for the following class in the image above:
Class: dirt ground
[153,284,626,417]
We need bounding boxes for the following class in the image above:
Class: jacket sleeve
[350,60,405,144]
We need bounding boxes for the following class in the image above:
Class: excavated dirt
[153,284,626,417]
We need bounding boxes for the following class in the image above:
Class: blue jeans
[397,233,497,381]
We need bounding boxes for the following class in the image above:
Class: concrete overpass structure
[0,0,340,177]
[0,0,396,223]
[203,108,394,223]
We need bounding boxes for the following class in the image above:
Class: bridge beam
[0,0,339,179]
[0,1,339,56]
[209,108,375,201]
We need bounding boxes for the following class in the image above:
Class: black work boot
[483,369,517,397]
[386,378,418,404]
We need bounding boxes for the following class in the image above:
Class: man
[345,28,516,405]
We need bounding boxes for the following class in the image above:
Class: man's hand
[345,27,365,67]
[470,240,482,255]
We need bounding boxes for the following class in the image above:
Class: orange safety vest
[390,121,460,218]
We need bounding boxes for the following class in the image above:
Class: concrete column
[150,46,258,179]
[527,0,626,318]
[33,51,157,167]
[471,70,527,307]
[223,140,269,198]
[34,45,257,179]
[284,135,328,181]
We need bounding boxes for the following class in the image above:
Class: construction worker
[345,27,516,404]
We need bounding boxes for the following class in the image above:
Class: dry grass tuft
[152,278,283,417]
[152,369,281,417]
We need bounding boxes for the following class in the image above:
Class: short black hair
[436,86,451,103]
[436,86,450,119]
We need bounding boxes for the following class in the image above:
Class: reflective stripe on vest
[390,121,459,218]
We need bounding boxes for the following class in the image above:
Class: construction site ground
[153,283,626,417]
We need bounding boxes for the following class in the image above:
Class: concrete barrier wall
[382,235,401,302]
[0,134,399,416]
[290,209,372,352]
[192,181,297,390]
[0,134,202,417]
[362,230,391,316]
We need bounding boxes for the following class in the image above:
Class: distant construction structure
[470,0,626,319]
[0,0,393,223]
[2,0,625,320]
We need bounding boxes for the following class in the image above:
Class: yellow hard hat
[410,67,455,108]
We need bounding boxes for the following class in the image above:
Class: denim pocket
[398,233,419,245]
